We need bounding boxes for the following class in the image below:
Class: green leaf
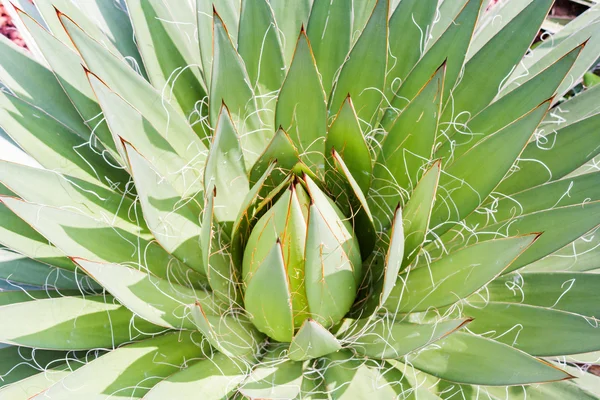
[464,171,600,230]
[478,380,599,400]
[199,187,239,304]
[486,272,600,317]
[144,352,249,400]
[36,332,207,399]
[384,235,537,313]
[0,202,75,271]
[244,241,294,342]
[379,206,404,306]
[541,84,600,135]
[231,162,279,261]
[124,143,204,274]
[480,201,600,274]
[329,0,388,126]
[347,317,469,359]
[75,259,217,330]
[0,345,68,389]
[249,128,300,189]
[210,10,263,168]
[371,65,444,230]
[0,288,77,307]
[496,113,600,196]
[323,351,410,399]
[0,34,89,138]
[0,295,163,350]
[0,362,75,399]
[439,0,553,122]
[326,150,376,258]
[407,332,572,385]
[0,91,123,188]
[191,303,264,358]
[275,29,327,172]
[401,161,440,269]
[305,203,359,328]
[464,302,600,356]
[269,0,312,67]
[196,0,241,88]
[326,96,372,194]
[436,44,583,160]
[382,0,480,128]
[385,0,438,100]
[238,346,303,399]
[507,8,600,99]
[16,10,118,158]
[0,249,94,290]
[288,319,341,361]
[0,160,146,239]
[429,100,549,238]
[524,229,600,273]
[238,0,285,107]
[59,13,198,151]
[38,0,143,70]
[0,197,189,282]
[125,0,207,125]
[306,0,352,95]
[88,72,206,197]
[204,105,249,224]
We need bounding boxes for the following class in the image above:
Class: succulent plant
[0,0,600,398]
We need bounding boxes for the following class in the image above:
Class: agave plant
[0,0,600,398]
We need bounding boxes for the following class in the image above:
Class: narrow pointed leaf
[306,0,352,95]
[144,352,249,400]
[88,72,206,197]
[270,0,312,67]
[323,351,410,399]
[349,317,469,359]
[210,11,263,167]
[401,161,440,269]
[276,30,327,172]
[305,203,359,328]
[0,295,162,350]
[0,197,184,282]
[464,302,600,356]
[200,188,239,304]
[326,96,372,193]
[482,201,600,274]
[16,10,118,158]
[125,143,204,273]
[76,259,217,330]
[380,206,404,306]
[191,303,264,358]
[486,272,600,317]
[330,0,388,125]
[382,0,480,128]
[249,128,300,189]
[238,0,285,103]
[436,44,583,160]
[34,332,207,399]
[384,235,537,313]
[386,0,439,100]
[289,319,341,361]
[125,0,207,123]
[440,0,553,121]
[408,332,572,385]
[244,242,294,342]
[496,113,600,196]
[430,101,549,238]
[371,66,444,229]
[0,34,89,137]
[0,346,68,389]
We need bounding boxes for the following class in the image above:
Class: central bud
[242,176,362,342]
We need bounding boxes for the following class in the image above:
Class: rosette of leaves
[0,0,600,398]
